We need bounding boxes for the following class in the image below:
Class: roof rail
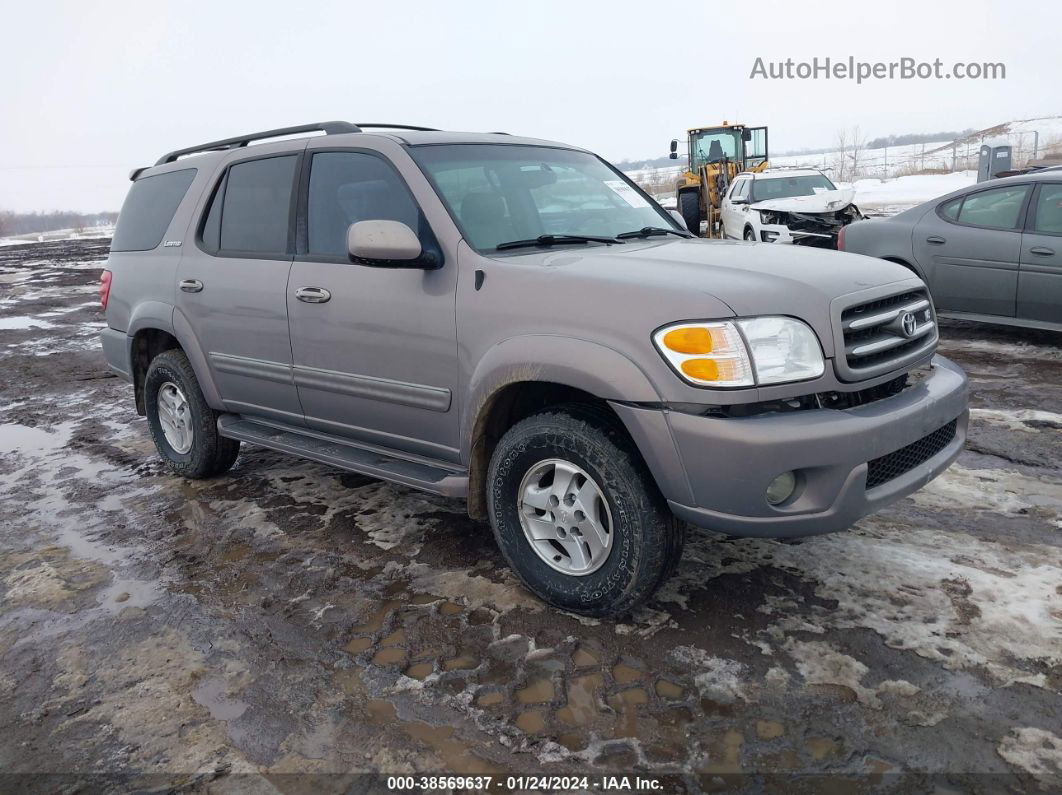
[355,123,441,132]
[154,121,362,165]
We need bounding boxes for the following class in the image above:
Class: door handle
[179,279,203,293]
[1029,246,1055,256]
[295,286,331,303]
[926,236,946,245]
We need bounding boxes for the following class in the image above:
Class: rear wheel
[678,191,701,237]
[144,349,240,479]
[487,403,685,617]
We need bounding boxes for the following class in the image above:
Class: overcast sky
[2,0,1059,212]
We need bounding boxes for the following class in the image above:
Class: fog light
[761,231,779,242]
[766,471,797,505]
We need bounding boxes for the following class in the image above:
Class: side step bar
[217,415,468,498]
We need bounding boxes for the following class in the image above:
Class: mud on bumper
[611,355,969,538]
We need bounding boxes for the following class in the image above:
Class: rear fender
[170,307,224,410]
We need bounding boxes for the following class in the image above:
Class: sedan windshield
[410,144,681,252]
[750,174,836,202]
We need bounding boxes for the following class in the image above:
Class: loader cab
[672,124,769,173]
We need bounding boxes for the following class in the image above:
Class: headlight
[653,317,823,388]
[737,316,824,384]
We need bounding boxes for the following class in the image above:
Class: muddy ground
[0,238,1060,793]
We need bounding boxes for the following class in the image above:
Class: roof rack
[154,121,361,165]
[356,123,441,132]
[153,121,445,166]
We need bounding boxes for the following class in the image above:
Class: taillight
[836,225,846,251]
[100,270,112,310]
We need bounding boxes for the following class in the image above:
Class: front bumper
[758,222,834,246]
[612,355,968,538]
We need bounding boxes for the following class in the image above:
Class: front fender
[462,335,662,457]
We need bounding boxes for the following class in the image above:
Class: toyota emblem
[900,311,918,338]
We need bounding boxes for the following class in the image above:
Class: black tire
[144,349,239,479]
[678,191,701,237]
[486,403,684,618]
[743,226,756,242]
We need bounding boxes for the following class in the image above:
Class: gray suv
[100,121,969,616]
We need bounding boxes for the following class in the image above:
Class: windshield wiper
[616,226,693,240]
[495,234,623,251]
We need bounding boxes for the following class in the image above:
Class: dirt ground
[1,238,1060,793]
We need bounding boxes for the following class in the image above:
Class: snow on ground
[636,168,977,215]
[849,171,977,213]
[0,225,115,247]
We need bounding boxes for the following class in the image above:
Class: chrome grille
[837,288,937,380]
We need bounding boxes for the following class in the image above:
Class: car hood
[516,238,918,358]
[750,187,857,213]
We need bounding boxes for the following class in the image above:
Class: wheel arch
[462,337,665,521]
[127,306,224,415]
[882,255,926,281]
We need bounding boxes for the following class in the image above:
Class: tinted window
[208,156,296,254]
[939,197,962,220]
[307,152,420,257]
[200,171,226,251]
[111,168,196,252]
[731,180,749,200]
[1032,184,1062,235]
[956,185,1028,229]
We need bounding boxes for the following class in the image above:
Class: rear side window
[956,185,1029,229]
[201,155,297,255]
[939,197,962,220]
[111,168,196,252]
[1032,184,1062,235]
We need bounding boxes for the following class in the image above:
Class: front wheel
[678,192,701,237]
[486,404,684,618]
[744,227,757,242]
[144,349,240,479]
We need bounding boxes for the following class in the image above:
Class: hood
[512,238,918,358]
[750,187,856,214]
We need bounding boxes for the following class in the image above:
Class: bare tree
[847,125,867,180]
[831,128,850,183]
[831,126,868,183]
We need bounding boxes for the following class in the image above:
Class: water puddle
[192,677,249,721]
[0,316,55,331]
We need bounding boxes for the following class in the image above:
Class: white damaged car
[720,168,863,248]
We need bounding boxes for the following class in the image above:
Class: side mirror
[730,196,748,206]
[669,209,690,232]
[347,220,422,266]
[669,139,679,160]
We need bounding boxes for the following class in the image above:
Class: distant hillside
[0,210,118,238]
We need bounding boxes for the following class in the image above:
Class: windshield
[410,144,679,252]
[691,131,740,170]
[750,174,836,202]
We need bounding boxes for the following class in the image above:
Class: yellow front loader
[670,122,769,237]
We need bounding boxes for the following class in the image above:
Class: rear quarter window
[111,168,197,252]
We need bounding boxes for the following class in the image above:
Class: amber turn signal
[662,327,715,354]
